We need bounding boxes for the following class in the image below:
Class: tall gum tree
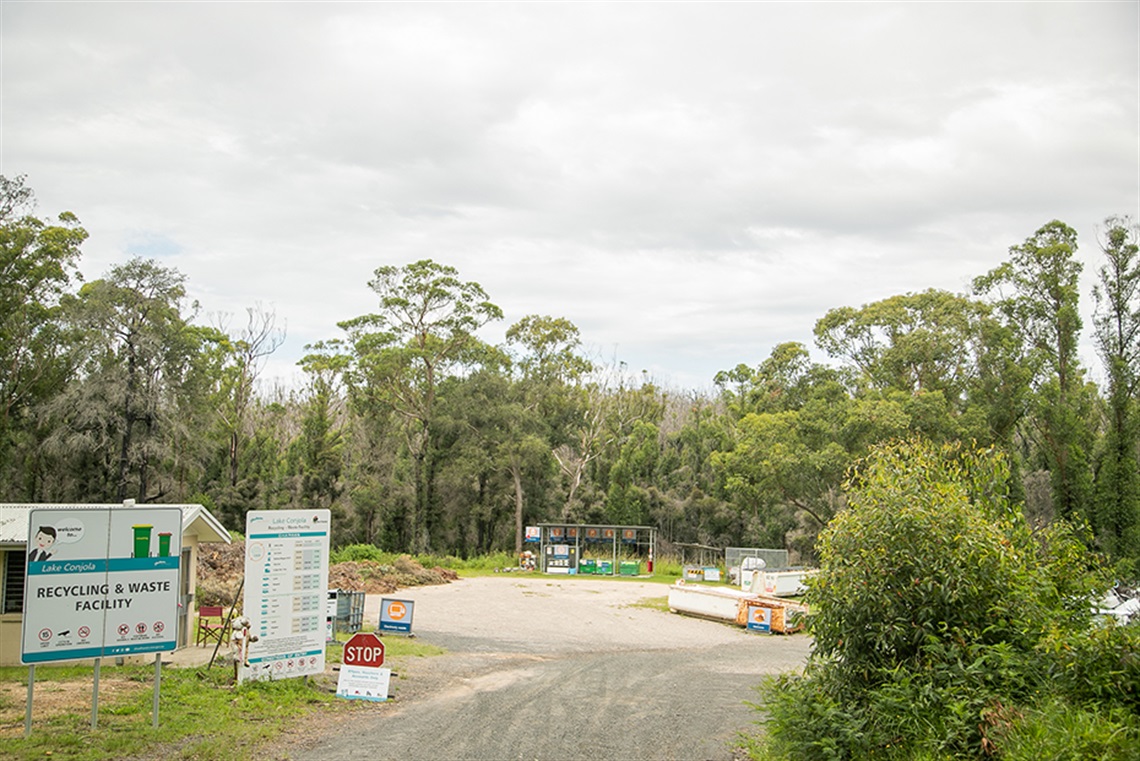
[506,315,592,550]
[1092,216,1140,567]
[51,258,199,502]
[211,305,285,490]
[0,176,87,497]
[339,260,502,552]
[974,220,1093,522]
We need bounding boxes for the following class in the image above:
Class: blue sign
[378,598,414,634]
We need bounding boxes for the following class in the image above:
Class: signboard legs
[153,653,161,728]
[24,666,33,738]
[92,657,100,728]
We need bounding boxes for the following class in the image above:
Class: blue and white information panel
[378,598,414,634]
[22,507,182,664]
[240,509,330,683]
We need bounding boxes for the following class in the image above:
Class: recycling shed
[0,502,231,666]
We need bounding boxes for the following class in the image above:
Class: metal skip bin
[668,581,808,633]
[667,582,756,623]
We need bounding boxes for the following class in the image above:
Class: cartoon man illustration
[28,526,57,562]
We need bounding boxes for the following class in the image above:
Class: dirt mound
[195,542,456,606]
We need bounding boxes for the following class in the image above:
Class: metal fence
[724,547,789,572]
[333,589,365,635]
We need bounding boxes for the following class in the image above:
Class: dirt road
[285,575,811,761]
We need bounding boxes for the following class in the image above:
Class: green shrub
[750,439,1113,760]
[981,698,1140,760]
[1038,621,1140,712]
[331,543,389,563]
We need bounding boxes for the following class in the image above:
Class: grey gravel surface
[284,575,812,761]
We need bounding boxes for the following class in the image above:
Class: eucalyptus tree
[339,260,503,552]
[974,221,1094,522]
[0,175,87,497]
[505,315,592,549]
[211,304,285,488]
[293,348,348,536]
[710,343,860,559]
[552,366,665,522]
[814,289,1019,446]
[1092,216,1140,566]
[45,258,201,502]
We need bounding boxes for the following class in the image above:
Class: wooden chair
[195,605,229,646]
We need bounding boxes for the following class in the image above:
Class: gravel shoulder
[277,575,812,761]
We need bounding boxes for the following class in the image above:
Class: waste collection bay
[279,575,812,761]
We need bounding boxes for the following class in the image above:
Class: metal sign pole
[25,665,34,738]
[152,653,161,728]
[92,657,100,728]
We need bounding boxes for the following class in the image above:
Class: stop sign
[342,632,385,668]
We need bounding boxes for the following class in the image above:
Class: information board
[747,605,772,633]
[336,665,391,702]
[22,507,182,663]
[378,598,414,634]
[240,509,330,683]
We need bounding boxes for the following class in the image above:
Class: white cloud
[2,1,1136,392]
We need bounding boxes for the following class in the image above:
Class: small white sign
[336,665,391,702]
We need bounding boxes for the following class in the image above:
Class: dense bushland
[748,439,1139,760]
[2,175,1138,579]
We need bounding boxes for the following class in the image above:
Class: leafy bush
[331,543,389,563]
[1038,621,1140,712]
[750,439,1116,759]
[981,698,1140,760]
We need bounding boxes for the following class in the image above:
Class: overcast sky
[3,2,1137,391]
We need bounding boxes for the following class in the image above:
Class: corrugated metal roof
[0,503,231,545]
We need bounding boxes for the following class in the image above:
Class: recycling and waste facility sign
[22,507,182,664]
[240,509,330,683]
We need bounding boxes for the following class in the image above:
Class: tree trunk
[511,462,525,555]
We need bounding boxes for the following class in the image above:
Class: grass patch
[2,637,446,761]
[628,595,671,613]
[2,663,336,760]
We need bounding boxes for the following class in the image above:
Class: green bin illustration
[132,524,153,558]
[158,532,172,557]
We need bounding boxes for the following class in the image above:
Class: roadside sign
[240,509,330,683]
[336,663,390,702]
[337,631,389,702]
[378,598,414,634]
[21,507,182,664]
[747,605,772,633]
[342,632,385,668]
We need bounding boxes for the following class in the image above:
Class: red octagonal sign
[343,632,385,668]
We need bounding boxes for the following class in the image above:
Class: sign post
[21,507,183,664]
[378,598,415,635]
[336,632,390,702]
[240,509,330,683]
[21,505,182,733]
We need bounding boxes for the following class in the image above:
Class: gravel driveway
[285,575,812,761]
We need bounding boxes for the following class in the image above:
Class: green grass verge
[1,636,446,761]
[628,595,671,613]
